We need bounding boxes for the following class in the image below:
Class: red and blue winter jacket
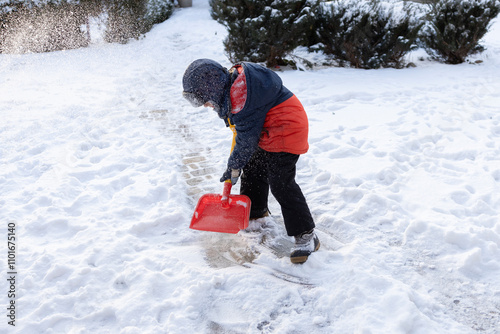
[227,62,309,170]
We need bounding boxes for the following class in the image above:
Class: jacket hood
[182,59,231,120]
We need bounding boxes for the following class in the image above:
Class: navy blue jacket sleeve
[227,106,268,169]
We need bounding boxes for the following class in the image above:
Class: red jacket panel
[259,94,309,155]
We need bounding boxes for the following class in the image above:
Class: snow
[1,0,500,333]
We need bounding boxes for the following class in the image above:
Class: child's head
[182,59,231,118]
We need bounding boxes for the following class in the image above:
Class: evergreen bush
[210,0,319,67]
[0,1,89,54]
[103,0,174,44]
[146,0,175,27]
[315,0,422,69]
[104,0,148,43]
[0,0,174,53]
[421,0,500,64]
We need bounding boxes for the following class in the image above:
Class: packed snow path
[1,1,499,333]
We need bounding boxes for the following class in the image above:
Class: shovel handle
[221,180,232,207]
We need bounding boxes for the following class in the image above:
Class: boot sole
[290,240,320,264]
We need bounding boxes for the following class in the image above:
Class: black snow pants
[240,148,315,237]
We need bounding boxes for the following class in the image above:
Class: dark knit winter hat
[182,59,231,120]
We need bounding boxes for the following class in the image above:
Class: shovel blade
[190,193,251,234]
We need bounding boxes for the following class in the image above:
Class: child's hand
[220,168,241,185]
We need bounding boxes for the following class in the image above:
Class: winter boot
[290,229,320,264]
[250,208,270,220]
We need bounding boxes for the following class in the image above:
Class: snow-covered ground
[1,1,499,333]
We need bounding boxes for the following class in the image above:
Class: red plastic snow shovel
[190,180,251,234]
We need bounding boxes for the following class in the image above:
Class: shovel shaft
[221,180,232,207]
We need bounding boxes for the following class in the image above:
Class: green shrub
[0,1,89,54]
[104,0,173,43]
[0,0,174,53]
[146,0,175,27]
[104,0,148,43]
[421,0,500,64]
[210,0,319,67]
[316,0,423,69]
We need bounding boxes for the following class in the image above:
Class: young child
[182,59,319,264]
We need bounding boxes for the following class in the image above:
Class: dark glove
[220,167,241,185]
